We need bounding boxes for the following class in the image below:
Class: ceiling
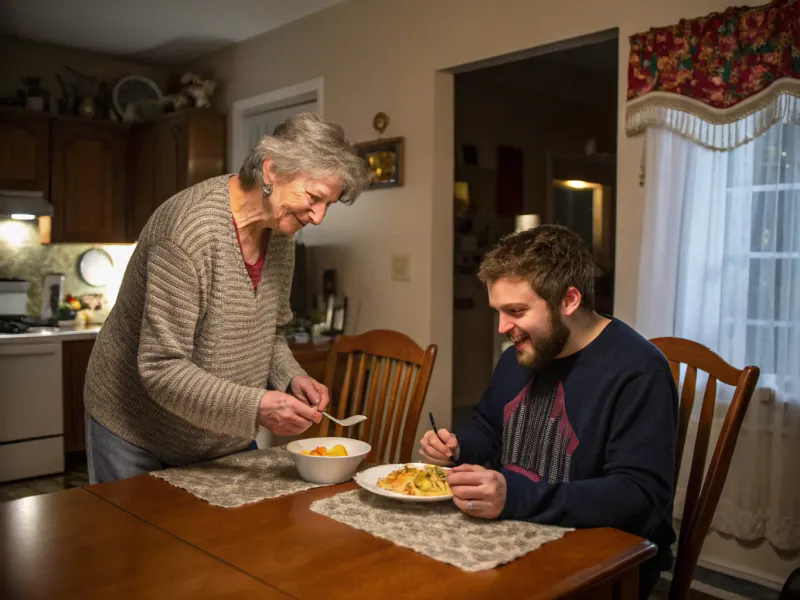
[457,39,618,112]
[0,0,346,65]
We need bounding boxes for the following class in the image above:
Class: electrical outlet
[391,255,410,282]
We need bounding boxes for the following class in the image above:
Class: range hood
[0,190,53,219]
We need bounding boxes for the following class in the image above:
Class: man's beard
[509,310,570,369]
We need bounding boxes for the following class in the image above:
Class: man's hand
[289,375,329,412]
[447,464,507,519]
[258,391,322,436]
[419,429,459,465]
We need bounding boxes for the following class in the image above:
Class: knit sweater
[456,319,678,577]
[84,175,306,465]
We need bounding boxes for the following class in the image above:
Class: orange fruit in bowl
[299,444,348,457]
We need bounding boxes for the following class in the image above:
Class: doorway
[229,77,324,172]
[450,34,619,430]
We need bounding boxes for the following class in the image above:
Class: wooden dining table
[1,475,656,599]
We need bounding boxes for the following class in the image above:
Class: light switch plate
[391,255,410,282]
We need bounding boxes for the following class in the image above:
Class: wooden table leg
[568,567,639,599]
[613,567,639,600]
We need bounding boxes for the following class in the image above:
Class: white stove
[0,327,64,482]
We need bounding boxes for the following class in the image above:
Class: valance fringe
[626,80,800,151]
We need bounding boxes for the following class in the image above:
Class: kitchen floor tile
[27,476,68,494]
[0,461,89,503]
[0,486,40,502]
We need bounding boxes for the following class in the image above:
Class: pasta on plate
[376,464,451,497]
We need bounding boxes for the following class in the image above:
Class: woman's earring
[261,181,273,197]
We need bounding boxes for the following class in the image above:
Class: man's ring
[467,500,473,511]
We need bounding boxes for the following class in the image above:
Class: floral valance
[626,0,800,150]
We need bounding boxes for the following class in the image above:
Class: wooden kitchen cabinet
[62,339,95,453]
[50,119,126,243]
[290,342,330,383]
[127,109,226,240]
[1,107,224,243]
[0,108,50,196]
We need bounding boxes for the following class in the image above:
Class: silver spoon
[322,412,367,427]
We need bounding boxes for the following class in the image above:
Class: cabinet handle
[0,344,60,356]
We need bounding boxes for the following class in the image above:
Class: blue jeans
[85,411,257,484]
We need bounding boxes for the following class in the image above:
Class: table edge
[78,487,295,598]
[545,534,657,598]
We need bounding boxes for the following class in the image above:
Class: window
[637,109,800,554]
[725,124,800,390]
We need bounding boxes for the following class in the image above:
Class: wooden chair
[650,337,760,600]
[319,329,437,463]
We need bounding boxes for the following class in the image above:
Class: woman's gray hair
[239,112,369,205]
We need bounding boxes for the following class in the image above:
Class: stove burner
[0,320,29,334]
[0,317,56,334]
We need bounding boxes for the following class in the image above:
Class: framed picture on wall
[356,137,405,190]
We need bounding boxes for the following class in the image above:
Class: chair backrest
[319,329,437,464]
[649,337,760,600]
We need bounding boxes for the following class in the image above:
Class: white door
[233,93,317,450]
[239,99,317,167]
[244,99,317,450]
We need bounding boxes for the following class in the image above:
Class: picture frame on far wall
[356,136,405,190]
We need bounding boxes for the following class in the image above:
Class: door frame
[229,76,325,171]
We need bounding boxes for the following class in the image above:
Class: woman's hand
[289,375,329,412]
[258,391,322,436]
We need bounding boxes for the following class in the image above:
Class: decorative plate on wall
[79,248,114,287]
[113,75,162,119]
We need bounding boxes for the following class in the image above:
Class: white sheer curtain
[636,122,800,550]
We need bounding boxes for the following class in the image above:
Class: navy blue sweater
[456,318,677,573]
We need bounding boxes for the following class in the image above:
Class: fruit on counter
[64,294,82,311]
[300,444,348,457]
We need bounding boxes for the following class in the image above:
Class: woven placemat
[150,447,324,508]
[310,489,572,571]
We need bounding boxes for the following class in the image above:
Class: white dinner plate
[353,462,453,503]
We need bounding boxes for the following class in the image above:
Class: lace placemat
[310,489,572,571]
[150,447,323,508]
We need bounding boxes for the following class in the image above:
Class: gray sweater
[85,175,305,465]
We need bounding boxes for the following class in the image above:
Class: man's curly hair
[478,224,595,311]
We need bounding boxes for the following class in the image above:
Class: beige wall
[0,35,170,114]
[197,0,732,434]
[205,0,795,584]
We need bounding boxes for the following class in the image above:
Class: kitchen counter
[0,325,101,345]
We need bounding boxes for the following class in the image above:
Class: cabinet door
[62,339,95,453]
[186,110,226,186]
[0,110,50,195]
[126,124,155,240]
[152,118,188,207]
[51,120,126,243]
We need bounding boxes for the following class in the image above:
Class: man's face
[488,277,570,369]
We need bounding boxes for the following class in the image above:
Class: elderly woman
[84,113,369,483]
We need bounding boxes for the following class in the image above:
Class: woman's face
[264,163,343,235]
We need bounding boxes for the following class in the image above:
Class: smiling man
[420,225,678,599]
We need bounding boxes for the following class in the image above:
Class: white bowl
[285,437,371,484]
